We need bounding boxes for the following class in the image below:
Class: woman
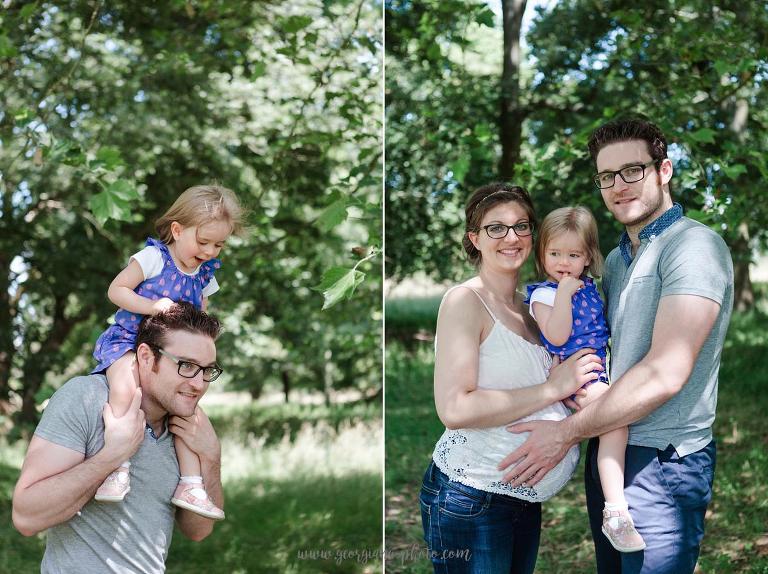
[420,183,602,573]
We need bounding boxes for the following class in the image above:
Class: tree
[386,1,766,312]
[524,1,767,310]
[1,0,382,429]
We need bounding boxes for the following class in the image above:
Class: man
[498,118,734,573]
[12,302,225,573]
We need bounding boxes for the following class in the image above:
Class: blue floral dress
[524,276,610,386]
[92,237,221,373]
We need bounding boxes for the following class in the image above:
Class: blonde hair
[155,184,243,244]
[535,206,604,278]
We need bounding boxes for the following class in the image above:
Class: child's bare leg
[106,352,140,416]
[170,436,224,520]
[175,435,201,477]
[597,426,629,505]
[575,380,645,551]
[95,353,139,502]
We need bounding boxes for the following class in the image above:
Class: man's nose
[189,371,207,389]
[615,174,631,192]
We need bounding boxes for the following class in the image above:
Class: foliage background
[385,1,768,572]
[1,0,383,571]
[386,0,768,311]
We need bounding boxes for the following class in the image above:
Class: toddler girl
[524,206,645,553]
[92,184,242,520]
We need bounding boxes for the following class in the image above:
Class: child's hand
[557,275,584,297]
[151,297,176,315]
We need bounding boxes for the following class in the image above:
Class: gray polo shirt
[35,374,179,573]
[603,216,733,456]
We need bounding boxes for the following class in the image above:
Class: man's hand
[169,407,220,464]
[497,419,574,486]
[102,387,145,466]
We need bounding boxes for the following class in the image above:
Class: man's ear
[659,158,673,186]
[135,343,155,370]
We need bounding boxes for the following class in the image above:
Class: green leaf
[13,108,35,128]
[316,267,365,310]
[93,146,124,169]
[0,34,18,58]
[713,60,730,77]
[475,7,495,27]
[19,1,38,20]
[60,145,87,167]
[722,163,746,180]
[250,61,267,79]
[451,157,470,183]
[426,43,441,60]
[473,123,493,144]
[316,197,350,232]
[282,15,313,33]
[89,180,139,225]
[689,128,716,144]
[107,178,140,201]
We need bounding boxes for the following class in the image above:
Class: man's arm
[499,294,721,485]
[12,390,146,535]
[169,407,223,541]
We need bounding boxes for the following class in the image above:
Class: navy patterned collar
[619,203,683,266]
[146,419,168,441]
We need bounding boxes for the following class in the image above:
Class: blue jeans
[419,461,541,574]
[585,438,716,574]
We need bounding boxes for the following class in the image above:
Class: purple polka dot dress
[524,276,610,386]
[92,237,221,373]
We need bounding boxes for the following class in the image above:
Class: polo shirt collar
[619,202,683,266]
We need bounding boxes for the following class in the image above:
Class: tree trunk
[18,295,80,424]
[0,252,14,401]
[281,369,291,404]
[0,177,16,401]
[499,0,527,180]
[732,223,754,312]
[727,97,755,311]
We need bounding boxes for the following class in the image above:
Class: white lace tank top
[431,285,580,502]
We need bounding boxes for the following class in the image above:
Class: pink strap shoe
[95,467,131,502]
[601,508,646,552]
[171,482,225,520]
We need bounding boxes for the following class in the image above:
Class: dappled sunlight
[220,419,382,484]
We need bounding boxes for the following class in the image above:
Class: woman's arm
[433,288,599,430]
[107,259,173,316]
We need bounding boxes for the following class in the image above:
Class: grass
[0,396,383,573]
[384,301,768,573]
[385,296,442,345]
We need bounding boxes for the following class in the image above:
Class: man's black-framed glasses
[157,348,223,382]
[480,221,533,239]
[593,160,657,189]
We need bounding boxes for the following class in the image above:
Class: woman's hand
[547,348,602,400]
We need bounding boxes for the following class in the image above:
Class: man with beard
[498,118,734,573]
[12,302,225,573]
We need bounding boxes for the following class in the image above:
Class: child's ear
[170,221,183,241]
